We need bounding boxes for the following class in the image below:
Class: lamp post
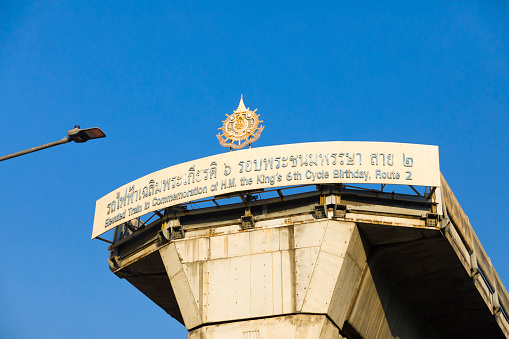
[0,125,106,162]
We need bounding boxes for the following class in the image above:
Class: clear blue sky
[1,1,508,338]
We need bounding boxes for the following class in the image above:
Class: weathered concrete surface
[188,314,344,339]
[109,186,509,338]
[158,220,366,333]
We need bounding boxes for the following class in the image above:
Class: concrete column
[159,219,370,338]
[189,314,345,339]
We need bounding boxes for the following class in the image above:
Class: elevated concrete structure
[107,176,509,338]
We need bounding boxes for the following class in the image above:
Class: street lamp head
[68,125,106,143]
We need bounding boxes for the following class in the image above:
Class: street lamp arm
[0,137,71,162]
[0,125,106,163]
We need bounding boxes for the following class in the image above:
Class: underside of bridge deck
[344,223,504,338]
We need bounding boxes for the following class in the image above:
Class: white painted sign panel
[92,141,440,238]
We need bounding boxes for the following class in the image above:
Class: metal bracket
[329,203,346,218]
[240,204,255,230]
[314,204,326,219]
[316,194,346,219]
[158,217,184,244]
[241,215,255,229]
[170,227,184,240]
[317,203,347,218]
[424,212,439,227]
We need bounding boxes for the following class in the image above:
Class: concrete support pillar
[158,219,370,338]
[189,314,345,339]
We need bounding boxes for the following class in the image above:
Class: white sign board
[92,141,440,238]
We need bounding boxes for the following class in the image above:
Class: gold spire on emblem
[237,94,247,111]
[217,95,265,150]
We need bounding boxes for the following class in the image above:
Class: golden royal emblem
[217,95,264,149]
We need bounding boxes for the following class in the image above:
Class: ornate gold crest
[217,95,264,149]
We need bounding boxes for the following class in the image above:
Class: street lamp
[0,125,106,162]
